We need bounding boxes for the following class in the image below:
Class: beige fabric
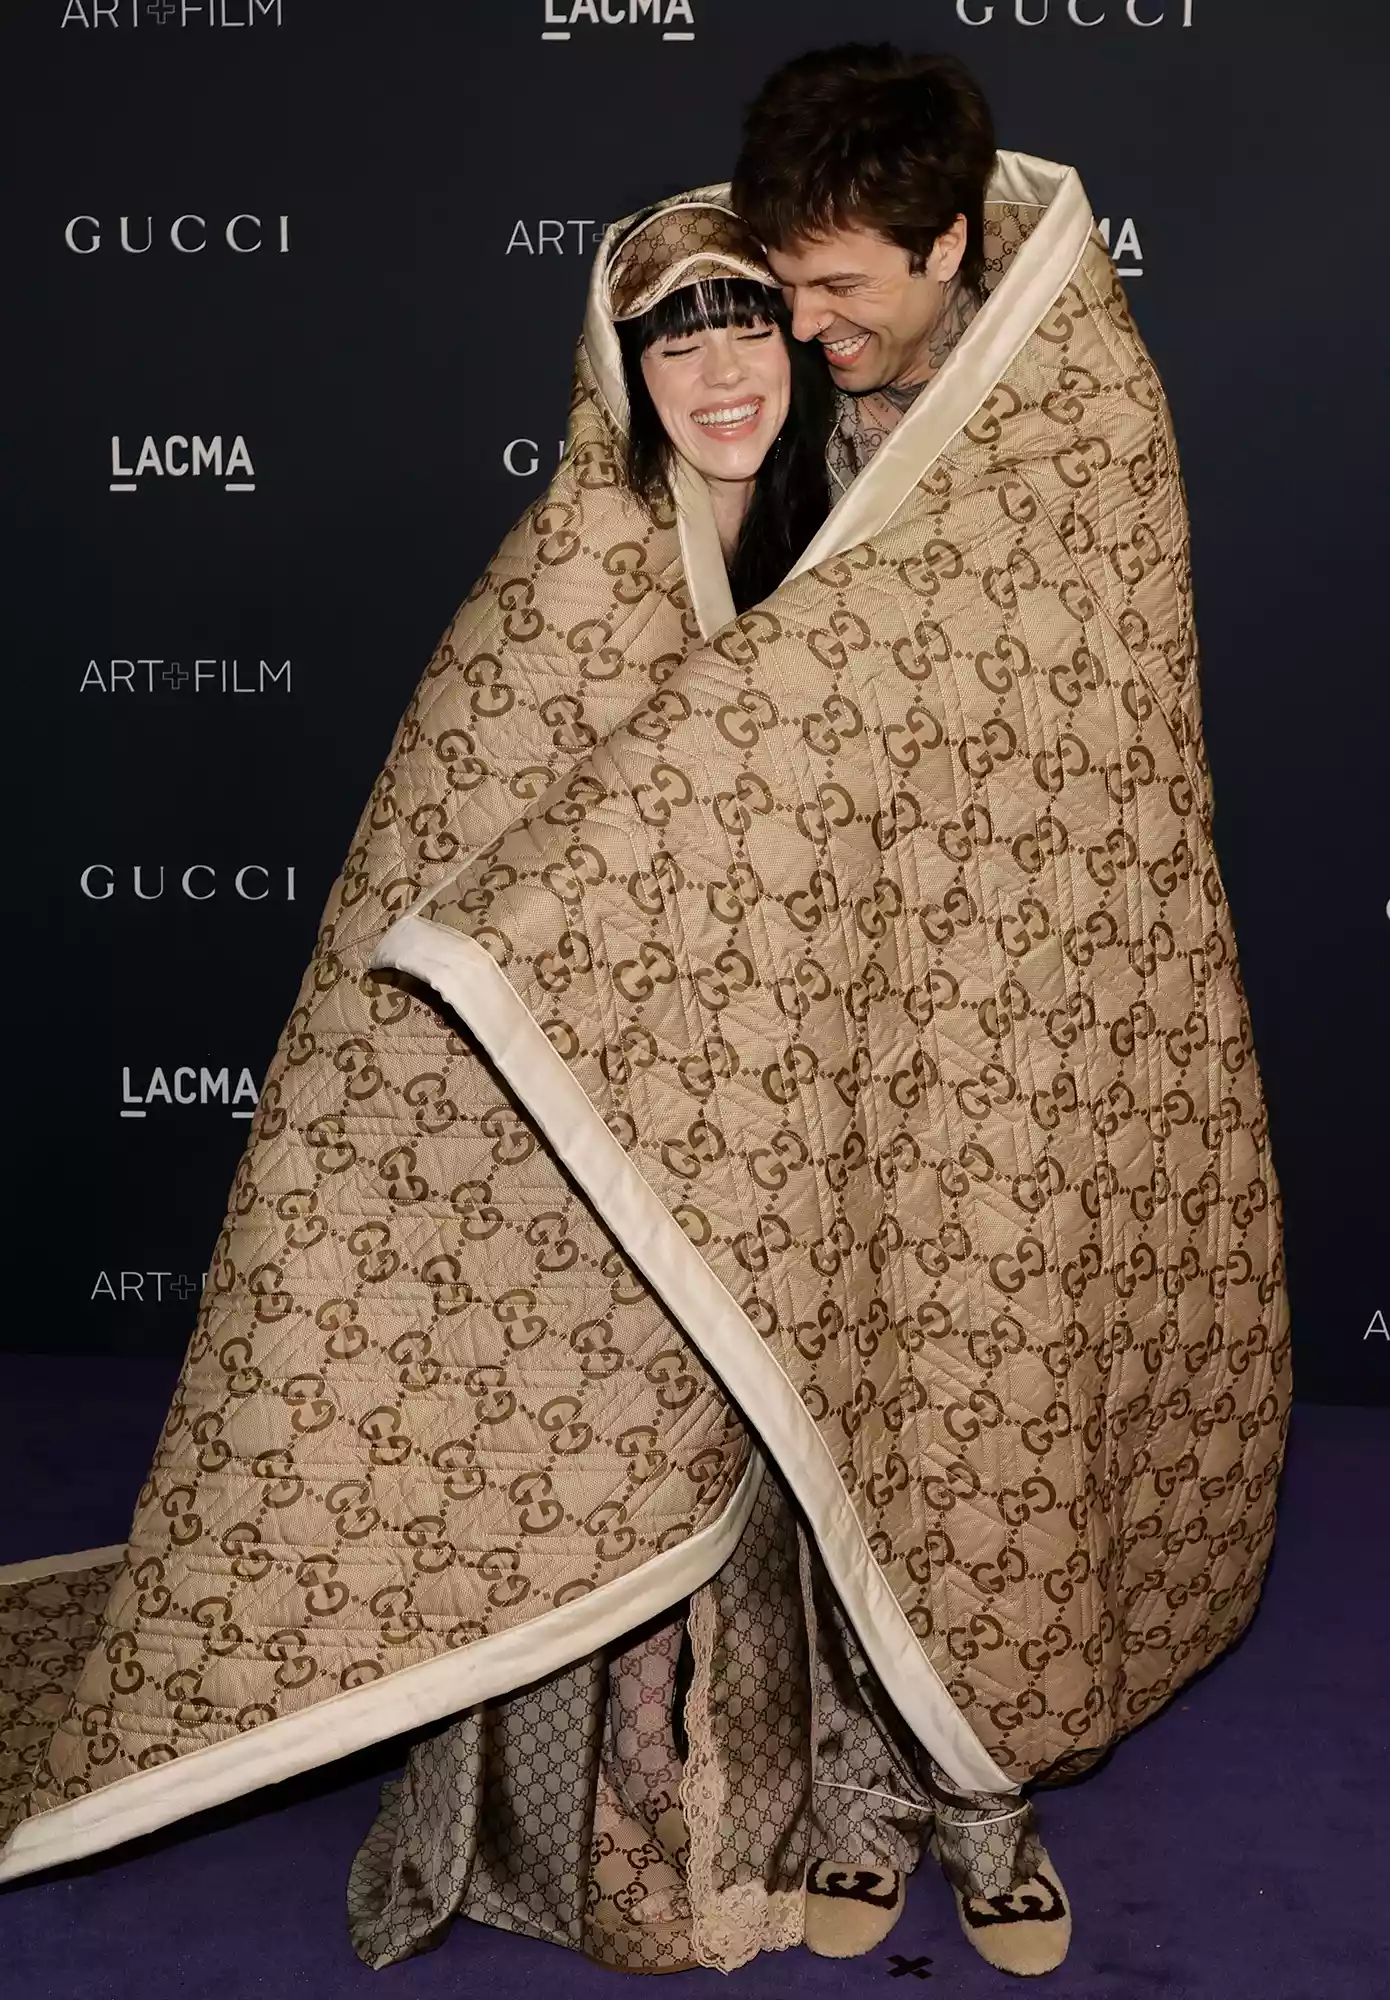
[0,156,1289,1885]
[382,160,1290,1783]
[608,198,773,321]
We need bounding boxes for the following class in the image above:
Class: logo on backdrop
[79,657,293,695]
[120,1063,260,1119]
[955,1,1193,22]
[66,215,290,254]
[61,2,282,26]
[541,1,695,43]
[506,219,603,256]
[1098,216,1144,277]
[109,436,255,493]
[504,438,567,477]
[79,864,297,901]
[90,1269,206,1303]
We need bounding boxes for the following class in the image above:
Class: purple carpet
[1,1355,1384,1999]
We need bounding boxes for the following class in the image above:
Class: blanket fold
[0,155,1288,1885]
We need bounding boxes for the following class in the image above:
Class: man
[733,45,996,493]
[722,42,1290,1977]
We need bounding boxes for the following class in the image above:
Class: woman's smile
[691,397,765,435]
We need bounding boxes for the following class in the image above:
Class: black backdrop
[6,0,1386,1404]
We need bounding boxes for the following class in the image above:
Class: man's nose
[789,293,833,344]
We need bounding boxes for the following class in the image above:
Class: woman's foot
[803,1859,905,1957]
[941,1837,1072,1976]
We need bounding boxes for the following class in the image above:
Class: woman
[345,202,1049,1981]
[608,223,831,614]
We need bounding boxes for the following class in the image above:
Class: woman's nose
[700,333,746,386]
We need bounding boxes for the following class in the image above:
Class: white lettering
[665,0,694,22]
[1069,0,1104,20]
[201,1067,229,1102]
[174,1066,198,1105]
[122,1066,142,1107]
[235,864,268,900]
[571,0,599,22]
[192,436,222,475]
[146,1068,172,1105]
[1366,1309,1389,1342]
[119,1272,145,1302]
[1112,217,1143,264]
[91,1271,118,1301]
[110,437,133,478]
[224,435,253,478]
[279,213,290,252]
[1128,0,1165,20]
[170,214,206,253]
[504,438,540,477]
[81,864,113,899]
[261,658,292,690]
[182,865,215,900]
[957,0,995,17]
[65,216,99,253]
[544,0,567,19]
[233,1068,258,1106]
[134,865,165,900]
[166,435,189,476]
[506,220,534,254]
[538,219,564,252]
[1016,0,1048,22]
[135,437,163,476]
[225,213,261,252]
[80,660,106,692]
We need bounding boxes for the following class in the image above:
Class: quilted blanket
[0,156,1288,1884]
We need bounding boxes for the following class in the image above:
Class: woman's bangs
[639,277,779,347]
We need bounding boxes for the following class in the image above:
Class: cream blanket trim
[0,1546,124,1586]
[0,1452,762,1883]
[371,913,1016,1797]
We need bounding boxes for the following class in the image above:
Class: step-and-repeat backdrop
[10,0,1385,1402]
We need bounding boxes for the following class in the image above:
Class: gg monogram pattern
[0,187,1288,1871]
[414,224,1290,1778]
[1,345,750,1856]
[608,198,772,322]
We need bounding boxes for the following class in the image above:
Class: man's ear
[929,214,969,283]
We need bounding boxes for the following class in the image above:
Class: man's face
[765,217,965,394]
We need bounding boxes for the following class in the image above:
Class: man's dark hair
[617,278,833,614]
[731,45,998,300]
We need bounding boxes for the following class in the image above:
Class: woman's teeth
[692,401,761,428]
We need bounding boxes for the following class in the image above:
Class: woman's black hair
[616,277,833,615]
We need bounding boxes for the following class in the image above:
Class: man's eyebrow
[788,270,868,286]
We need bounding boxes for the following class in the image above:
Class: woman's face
[639,317,791,489]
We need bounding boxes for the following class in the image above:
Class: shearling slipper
[803,1859,906,1958]
[948,1844,1072,1977]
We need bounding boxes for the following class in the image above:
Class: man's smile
[822,330,872,368]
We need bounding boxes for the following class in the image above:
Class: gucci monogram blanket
[0,157,1288,1884]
